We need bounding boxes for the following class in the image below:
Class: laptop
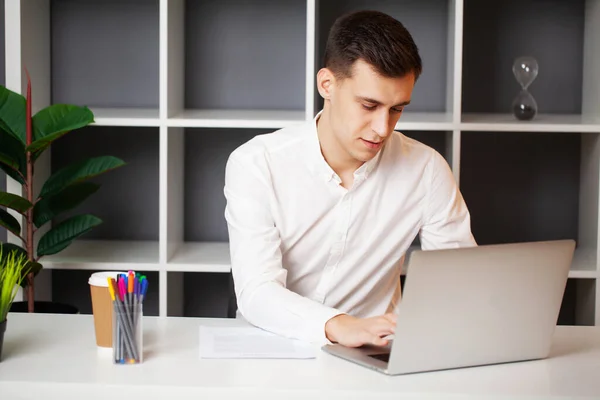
[321,239,575,375]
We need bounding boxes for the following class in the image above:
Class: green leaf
[0,243,43,288]
[37,214,102,257]
[0,127,26,173]
[0,207,21,237]
[28,104,95,155]
[39,156,125,198]
[0,192,32,214]
[33,182,99,228]
[0,163,25,185]
[0,86,26,144]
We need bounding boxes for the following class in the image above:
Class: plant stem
[25,67,35,313]
[26,153,34,312]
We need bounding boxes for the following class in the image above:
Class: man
[224,10,477,348]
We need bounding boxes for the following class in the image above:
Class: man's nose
[371,111,393,138]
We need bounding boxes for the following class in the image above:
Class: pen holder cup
[112,302,143,364]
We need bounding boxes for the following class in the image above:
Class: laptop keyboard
[368,352,390,363]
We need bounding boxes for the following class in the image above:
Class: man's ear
[316,67,335,100]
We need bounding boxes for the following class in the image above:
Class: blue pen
[140,278,148,304]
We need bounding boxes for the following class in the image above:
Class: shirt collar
[308,110,384,184]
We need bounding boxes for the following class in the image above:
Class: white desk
[0,313,599,399]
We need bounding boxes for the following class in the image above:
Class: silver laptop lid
[387,239,575,375]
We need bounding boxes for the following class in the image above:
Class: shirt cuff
[309,306,347,345]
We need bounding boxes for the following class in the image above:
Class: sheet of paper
[199,325,317,359]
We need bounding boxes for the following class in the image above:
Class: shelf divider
[160,127,185,266]
[448,0,463,123]
[305,0,316,120]
[161,0,184,120]
[582,0,600,328]
[582,0,600,119]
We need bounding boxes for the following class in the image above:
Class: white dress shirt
[224,112,477,344]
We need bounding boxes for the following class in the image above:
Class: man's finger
[372,326,395,338]
[366,321,394,339]
[370,334,389,347]
[371,316,395,331]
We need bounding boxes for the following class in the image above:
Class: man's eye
[392,108,404,113]
[362,104,376,110]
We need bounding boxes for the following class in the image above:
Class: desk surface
[0,313,599,400]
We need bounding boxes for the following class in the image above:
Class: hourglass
[512,56,538,121]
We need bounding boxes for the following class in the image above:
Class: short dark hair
[323,10,422,81]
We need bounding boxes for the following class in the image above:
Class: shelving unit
[3,0,599,325]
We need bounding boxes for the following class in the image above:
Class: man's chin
[353,151,378,163]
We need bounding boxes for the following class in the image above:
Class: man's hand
[325,313,397,347]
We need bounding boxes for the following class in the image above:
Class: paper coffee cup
[89,271,125,348]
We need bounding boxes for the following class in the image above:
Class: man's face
[323,59,415,164]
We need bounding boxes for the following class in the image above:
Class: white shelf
[38,239,597,280]
[404,245,598,279]
[167,110,455,131]
[167,242,231,273]
[41,240,160,271]
[90,107,160,127]
[167,109,306,129]
[569,247,599,279]
[461,113,600,133]
[395,112,454,131]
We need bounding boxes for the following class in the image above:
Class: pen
[139,276,148,304]
[134,275,139,305]
[128,271,134,315]
[134,276,147,336]
[107,277,118,362]
[113,276,126,363]
[119,276,133,329]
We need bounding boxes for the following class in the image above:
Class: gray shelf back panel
[51,0,160,108]
[52,270,160,316]
[462,0,585,114]
[182,272,234,318]
[558,279,595,326]
[0,0,4,87]
[180,269,592,321]
[184,128,270,242]
[460,131,580,245]
[51,126,160,241]
[185,0,306,111]
[316,0,449,114]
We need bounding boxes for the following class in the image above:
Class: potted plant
[0,70,125,313]
[0,244,31,361]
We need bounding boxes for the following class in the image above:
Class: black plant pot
[0,319,6,362]
[10,301,79,314]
